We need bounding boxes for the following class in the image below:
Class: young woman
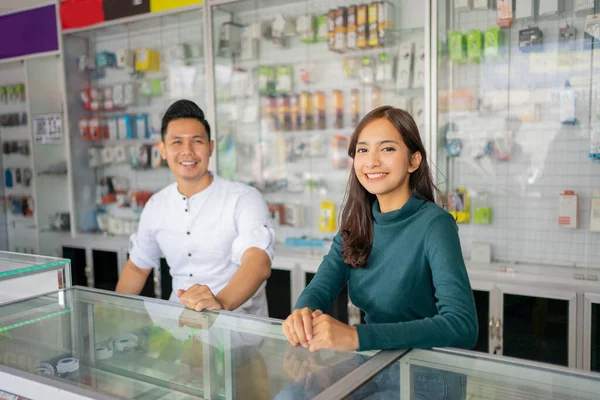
[282,105,477,354]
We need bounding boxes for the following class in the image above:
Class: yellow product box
[150,0,203,13]
[357,5,368,48]
[135,49,161,72]
[368,2,379,47]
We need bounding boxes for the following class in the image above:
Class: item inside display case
[2,141,29,156]
[518,27,544,53]
[212,0,425,247]
[0,112,27,127]
[435,0,600,269]
[0,83,26,104]
[496,0,514,27]
[9,196,34,217]
[448,188,470,224]
[558,190,578,229]
[318,200,337,232]
[473,192,492,225]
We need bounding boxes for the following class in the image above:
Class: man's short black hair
[161,99,211,141]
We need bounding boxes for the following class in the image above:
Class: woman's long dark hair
[341,106,439,268]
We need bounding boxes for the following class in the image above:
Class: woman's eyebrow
[357,140,399,145]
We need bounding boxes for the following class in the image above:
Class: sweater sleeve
[355,212,478,351]
[293,232,349,313]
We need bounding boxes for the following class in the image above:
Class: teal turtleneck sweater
[294,195,478,351]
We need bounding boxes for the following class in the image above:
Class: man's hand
[177,284,223,312]
[282,308,323,348]
[308,314,359,353]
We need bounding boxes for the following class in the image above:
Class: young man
[115,100,274,316]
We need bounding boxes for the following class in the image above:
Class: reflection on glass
[354,362,467,399]
[503,294,568,366]
[395,349,600,400]
[0,288,374,398]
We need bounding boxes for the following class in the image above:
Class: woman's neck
[377,186,411,213]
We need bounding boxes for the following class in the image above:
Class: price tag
[33,113,63,144]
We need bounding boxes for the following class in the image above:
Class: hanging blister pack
[519,27,544,52]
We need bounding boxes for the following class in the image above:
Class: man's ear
[409,151,422,173]
[159,141,166,160]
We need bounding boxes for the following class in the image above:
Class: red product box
[89,117,108,141]
[60,0,105,30]
[78,118,91,140]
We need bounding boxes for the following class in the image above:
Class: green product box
[316,15,328,42]
[484,27,504,59]
[0,87,7,103]
[275,65,293,94]
[474,207,493,224]
[300,15,318,44]
[6,85,15,98]
[152,80,163,97]
[258,65,275,95]
[449,31,467,64]
[16,83,25,98]
[467,29,483,63]
[139,80,153,97]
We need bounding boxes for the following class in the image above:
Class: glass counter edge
[0,252,70,280]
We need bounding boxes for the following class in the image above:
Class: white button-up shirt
[129,173,274,317]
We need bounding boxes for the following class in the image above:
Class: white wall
[0,0,56,14]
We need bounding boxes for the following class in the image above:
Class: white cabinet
[583,292,600,372]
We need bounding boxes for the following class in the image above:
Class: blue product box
[135,114,148,138]
[118,115,135,139]
[96,51,117,68]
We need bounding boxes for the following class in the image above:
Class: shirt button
[189,273,193,277]
[186,231,190,235]
[185,209,188,212]
[183,197,186,200]
[188,253,191,257]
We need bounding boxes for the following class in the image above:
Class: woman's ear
[409,151,422,173]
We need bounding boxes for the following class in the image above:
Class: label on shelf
[33,113,63,144]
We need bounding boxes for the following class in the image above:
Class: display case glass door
[470,281,494,354]
[584,293,600,372]
[433,0,600,274]
[496,284,576,368]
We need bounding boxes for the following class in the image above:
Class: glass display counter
[1,286,600,399]
[394,348,600,400]
[0,287,400,400]
[0,251,70,304]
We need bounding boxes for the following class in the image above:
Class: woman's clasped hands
[282,307,359,352]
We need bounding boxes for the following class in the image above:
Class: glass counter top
[2,286,600,399]
[0,251,69,281]
[0,287,396,400]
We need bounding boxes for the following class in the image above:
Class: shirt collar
[172,171,219,201]
[372,195,425,225]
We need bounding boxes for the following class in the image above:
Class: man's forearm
[216,248,271,311]
[115,260,152,295]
